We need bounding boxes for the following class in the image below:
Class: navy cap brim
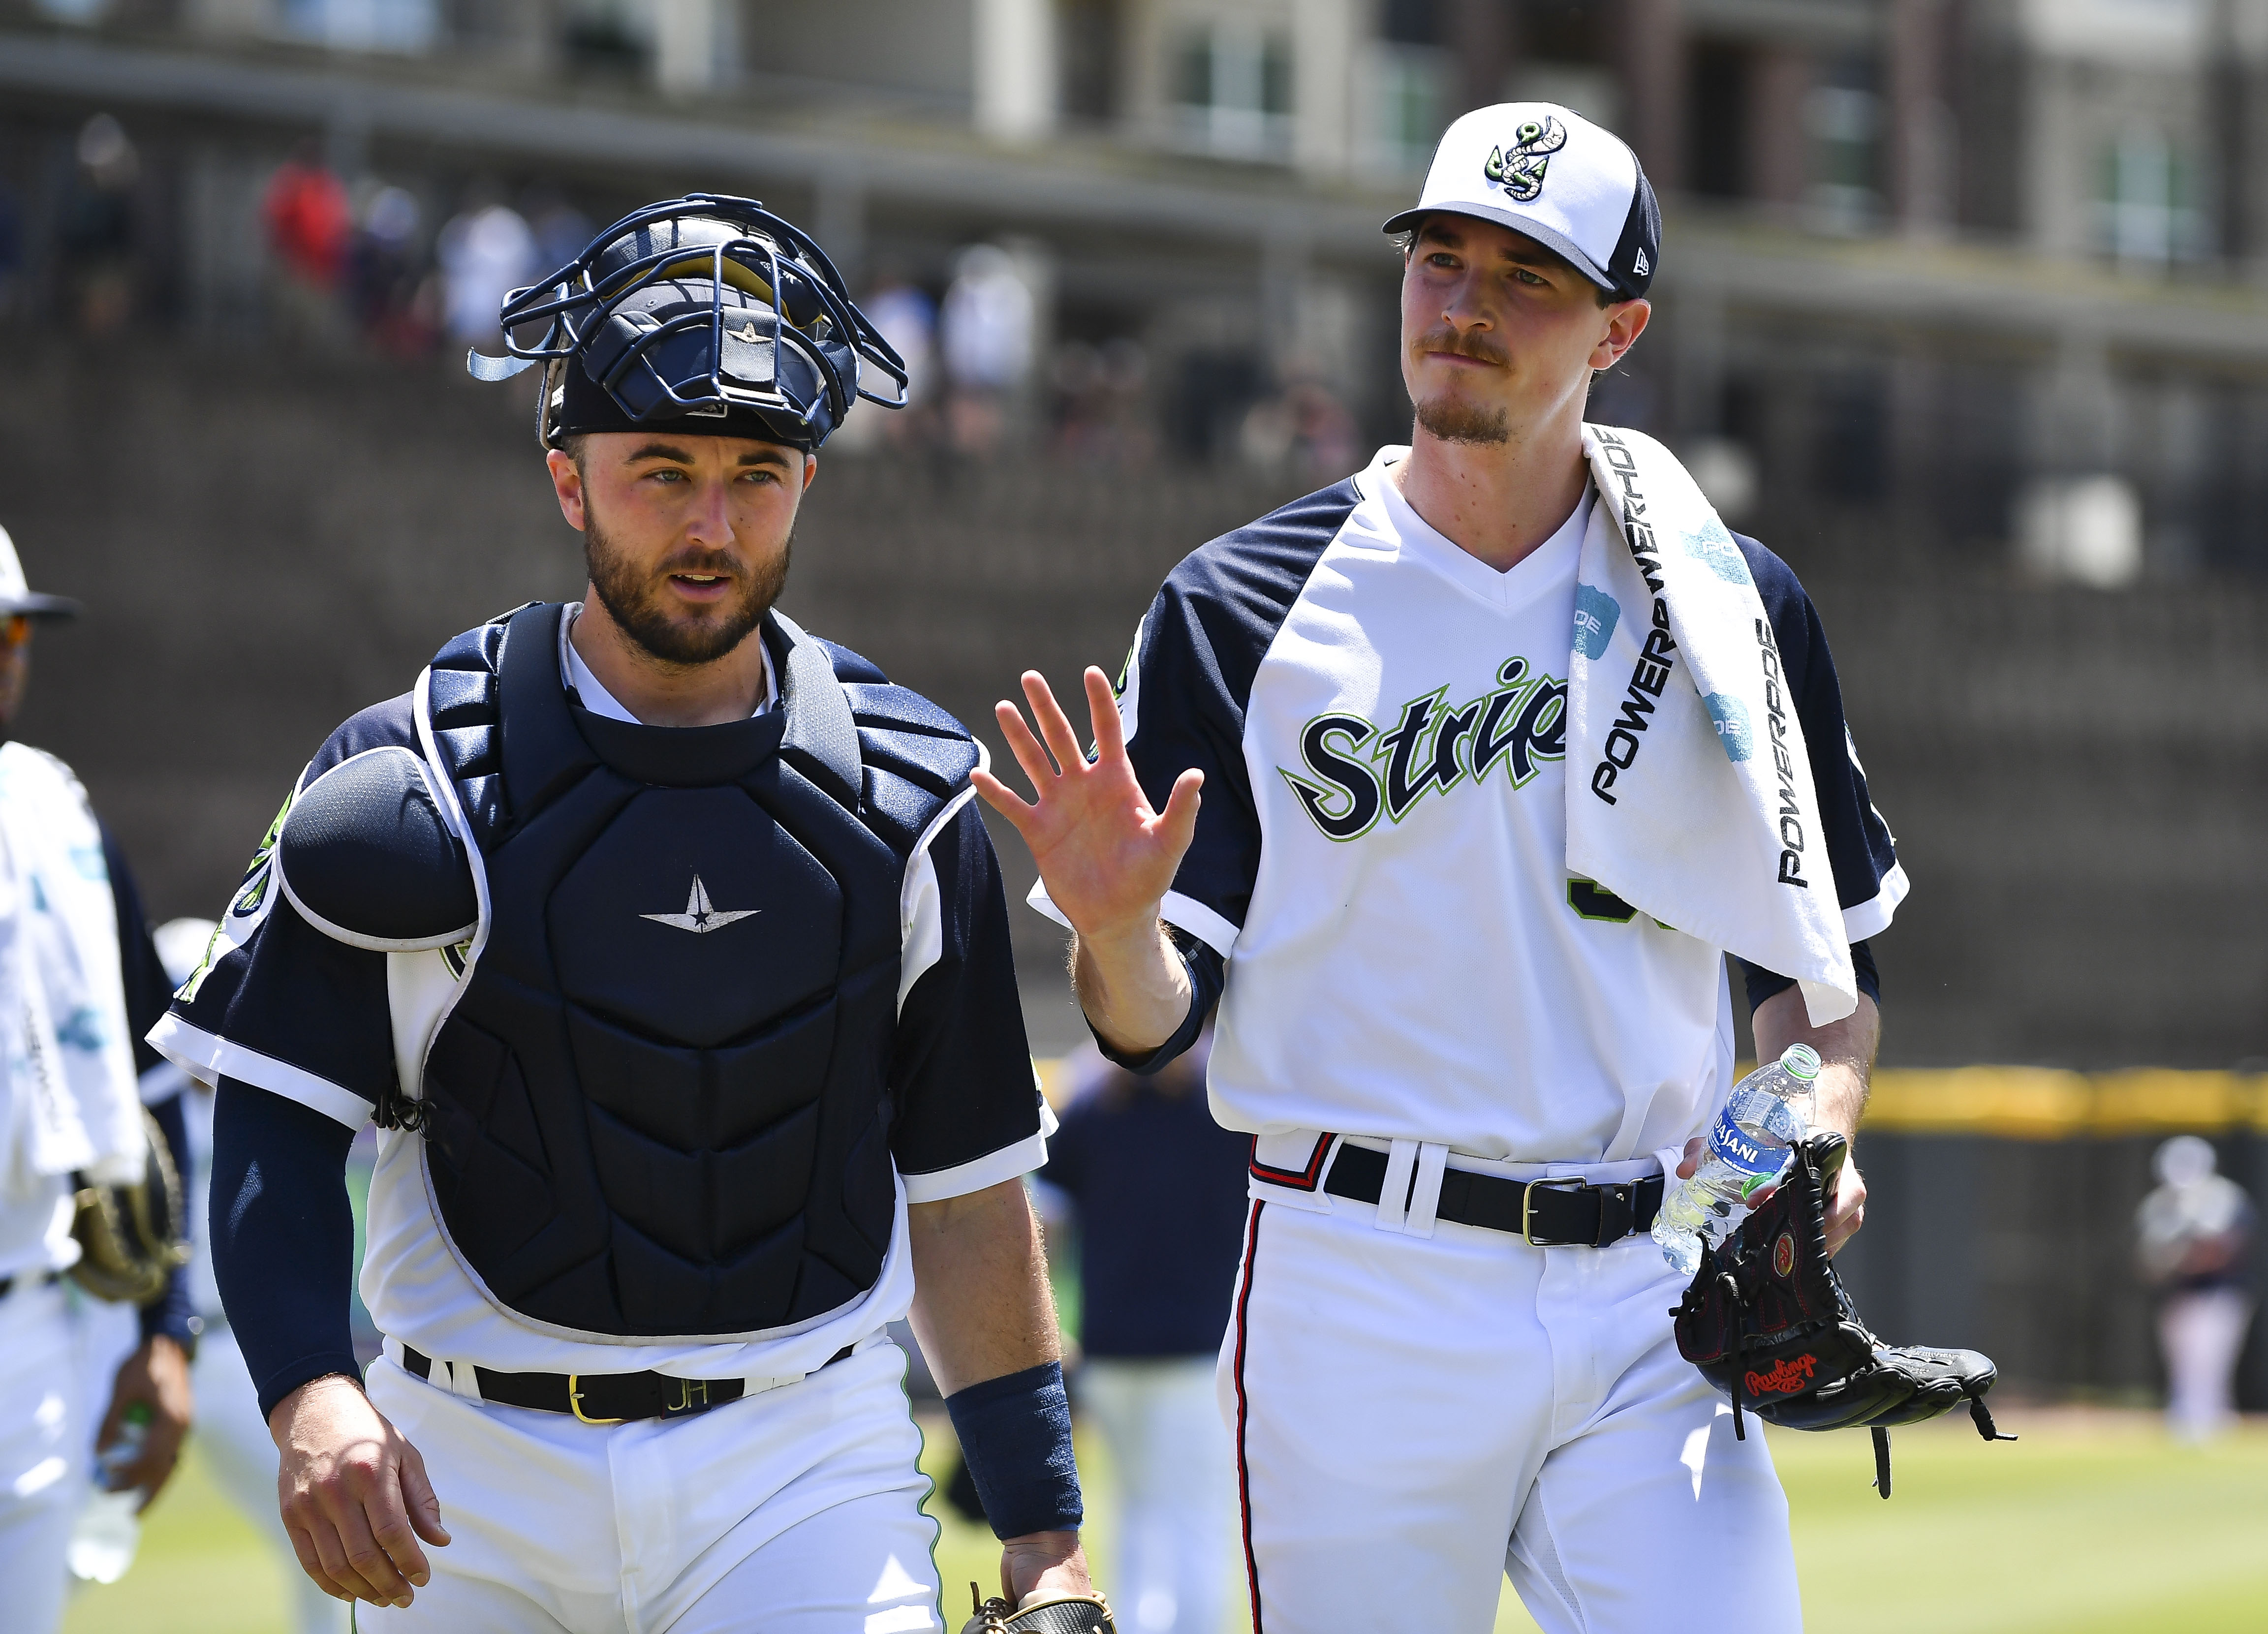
[1382,202,1620,294]
[0,593,80,620]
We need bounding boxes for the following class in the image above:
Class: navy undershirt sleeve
[210,1079,360,1420]
[1739,940,1880,1015]
[1092,928,1222,1075]
[101,820,201,1350]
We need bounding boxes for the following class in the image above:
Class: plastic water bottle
[1651,1044,1822,1276]
[66,1402,151,1585]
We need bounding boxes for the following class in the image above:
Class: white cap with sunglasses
[0,524,81,622]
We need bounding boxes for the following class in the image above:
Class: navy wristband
[942,1360,1083,1541]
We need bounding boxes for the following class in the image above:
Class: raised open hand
[973,667,1203,946]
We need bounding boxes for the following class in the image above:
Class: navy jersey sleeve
[1734,535,1906,1013]
[102,823,174,1081]
[890,802,1048,1201]
[99,823,200,1344]
[148,697,416,1129]
[1063,480,1358,958]
[1735,536,1905,937]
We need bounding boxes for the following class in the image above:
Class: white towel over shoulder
[1565,425,1857,1025]
[0,741,142,1202]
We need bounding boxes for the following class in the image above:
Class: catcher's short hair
[467,193,908,452]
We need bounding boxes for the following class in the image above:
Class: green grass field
[63,1410,2268,1634]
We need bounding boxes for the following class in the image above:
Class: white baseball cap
[1385,102,1661,302]
[0,524,78,620]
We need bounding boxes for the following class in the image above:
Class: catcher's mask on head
[467,194,909,451]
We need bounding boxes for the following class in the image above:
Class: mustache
[1411,324,1509,367]
[655,547,744,579]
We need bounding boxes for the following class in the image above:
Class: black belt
[0,1270,62,1300]
[1323,1143,1664,1247]
[401,1343,854,1423]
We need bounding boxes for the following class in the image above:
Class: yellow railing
[1037,1059,2268,1138]
[1862,1069,2268,1138]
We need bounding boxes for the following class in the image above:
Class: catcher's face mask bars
[466,194,910,446]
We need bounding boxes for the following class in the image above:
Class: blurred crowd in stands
[2,110,1362,483]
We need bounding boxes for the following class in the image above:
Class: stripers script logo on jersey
[1280,657,1567,841]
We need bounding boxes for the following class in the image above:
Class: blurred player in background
[1041,1030,1244,1634]
[2137,1135,2255,1442]
[145,915,352,1632]
[0,524,196,1633]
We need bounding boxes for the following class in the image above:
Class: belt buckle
[1522,1175,1593,1246]
[566,1374,625,1425]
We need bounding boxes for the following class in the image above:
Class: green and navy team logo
[229,788,293,922]
[1280,656,1566,840]
[1483,117,1568,204]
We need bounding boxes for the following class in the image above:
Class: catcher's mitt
[69,1107,192,1305]
[959,1585,1115,1634]
[1670,1131,2015,1497]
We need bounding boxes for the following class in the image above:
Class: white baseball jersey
[1040,445,1904,1176]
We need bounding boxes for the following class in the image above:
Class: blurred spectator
[1050,337,1155,467]
[1042,1033,1245,1634]
[831,273,937,453]
[261,142,353,351]
[437,189,536,349]
[527,187,594,278]
[2136,1136,2255,1443]
[58,114,139,336]
[348,185,437,359]
[1240,371,1359,483]
[941,244,1034,456]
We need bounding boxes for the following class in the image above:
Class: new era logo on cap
[1384,102,1662,302]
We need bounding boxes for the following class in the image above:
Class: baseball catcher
[152,193,1100,1630]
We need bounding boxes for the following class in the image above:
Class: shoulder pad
[276,746,478,952]
[818,637,889,684]
[846,683,980,798]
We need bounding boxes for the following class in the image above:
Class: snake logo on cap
[1482,117,1568,203]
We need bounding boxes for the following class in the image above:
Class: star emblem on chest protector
[640,874,758,934]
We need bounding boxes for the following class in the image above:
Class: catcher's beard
[584,511,790,668]
[1409,323,1513,447]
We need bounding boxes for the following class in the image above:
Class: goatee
[585,512,790,668]
[1409,322,1513,446]
[1413,396,1511,446]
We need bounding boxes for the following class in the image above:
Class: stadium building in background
[4,0,2268,577]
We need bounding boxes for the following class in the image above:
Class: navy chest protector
[281,603,979,1342]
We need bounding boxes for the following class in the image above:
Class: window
[2096,131,2210,266]
[1172,24,1294,161]
[280,0,438,53]
[1368,43,1447,176]
[1806,81,1880,230]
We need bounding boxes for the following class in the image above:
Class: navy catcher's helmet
[467,193,907,451]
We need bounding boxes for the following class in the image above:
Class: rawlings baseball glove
[1670,1131,2016,1497]
[958,1586,1115,1634]
[69,1107,192,1305]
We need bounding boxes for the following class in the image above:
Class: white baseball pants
[355,1340,942,1634]
[1219,1181,1802,1634]
[0,1279,81,1634]
[1080,1356,1237,1634]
